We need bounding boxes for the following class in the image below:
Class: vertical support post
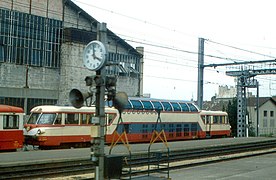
[136,47,144,97]
[94,22,107,180]
[256,81,259,136]
[197,38,205,109]
[237,76,246,137]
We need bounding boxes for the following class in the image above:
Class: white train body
[24,98,231,148]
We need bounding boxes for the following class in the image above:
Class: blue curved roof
[124,97,199,112]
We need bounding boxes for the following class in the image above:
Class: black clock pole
[94,22,107,180]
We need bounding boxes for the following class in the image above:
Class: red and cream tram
[23,98,231,149]
[0,104,24,151]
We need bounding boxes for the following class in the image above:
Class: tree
[227,98,237,137]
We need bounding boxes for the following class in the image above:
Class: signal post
[94,23,107,180]
[70,22,128,180]
[70,23,107,180]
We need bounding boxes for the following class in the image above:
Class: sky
[73,0,276,101]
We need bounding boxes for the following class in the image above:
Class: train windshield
[27,113,56,125]
[27,113,40,124]
[37,113,56,124]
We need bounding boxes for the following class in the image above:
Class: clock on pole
[83,40,107,71]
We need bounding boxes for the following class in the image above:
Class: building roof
[202,100,228,111]
[65,0,141,57]
[247,97,276,107]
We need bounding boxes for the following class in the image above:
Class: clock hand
[92,45,96,58]
[94,55,102,61]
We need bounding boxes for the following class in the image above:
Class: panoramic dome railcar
[23,98,231,149]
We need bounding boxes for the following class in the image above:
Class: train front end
[23,106,61,148]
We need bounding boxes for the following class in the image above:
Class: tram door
[205,115,212,138]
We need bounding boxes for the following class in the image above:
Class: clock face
[83,41,106,71]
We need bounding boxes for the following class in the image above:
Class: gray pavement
[168,152,276,180]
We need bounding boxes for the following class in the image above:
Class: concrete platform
[169,152,276,180]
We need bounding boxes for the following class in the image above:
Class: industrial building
[0,0,144,113]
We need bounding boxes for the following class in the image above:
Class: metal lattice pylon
[237,76,247,137]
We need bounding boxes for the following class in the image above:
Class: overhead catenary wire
[1,0,276,96]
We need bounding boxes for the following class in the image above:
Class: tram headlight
[37,129,45,135]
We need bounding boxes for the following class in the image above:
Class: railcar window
[168,124,174,138]
[66,113,79,124]
[141,101,153,110]
[130,100,143,110]
[191,123,197,136]
[179,103,189,112]
[184,124,189,136]
[81,114,92,124]
[3,115,19,129]
[188,104,198,112]
[161,124,166,131]
[206,115,210,124]
[37,113,56,124]
[176,124,182,137]
[27,113,40,124]
[171,102,181,111]
[213,116,218,124]
[201,115,206,124]
[106,113,116,125]
[219,116,223,124]
[161,102,172,111]
[225,116,228,124]
[152,101,163,111]
[54,113,62,124]
[221,116,227,124]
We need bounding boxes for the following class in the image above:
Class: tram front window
[37,113,56,125]
[27,113,40,124]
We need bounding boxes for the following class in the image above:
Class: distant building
[0,0,143,113]
[203,85,255,111]
[216,85,236,100]
[247,97,276,136]
[204,85,276,136]
[203,85,237,111]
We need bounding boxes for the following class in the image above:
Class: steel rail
[1,139,276,179]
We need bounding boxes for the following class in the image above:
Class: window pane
[161,102,172,111]
[152,101,163,111]
[130,100,143,110]
[37,113,56,124]
[179,103,189,112]
[141,101,153,110]
[188,104,198,112]
[171,102,181,111]
[3,115,19,129]
[27,113,40,124]
[66,113,79,124]
[264,111,267,117]
[55,113,62,124]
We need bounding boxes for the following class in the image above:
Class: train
[23,97,231,149]
[0,104,24,151]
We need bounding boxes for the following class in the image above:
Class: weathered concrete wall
[0,0,63,20]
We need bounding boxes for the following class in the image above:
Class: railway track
[1,139,276,179]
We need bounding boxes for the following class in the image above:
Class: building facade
[0,0,143,113]
[247,97,276,136]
